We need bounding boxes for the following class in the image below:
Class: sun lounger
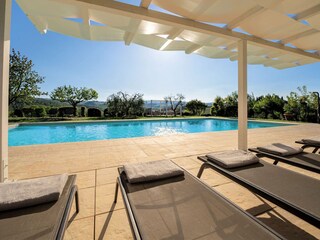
[114,160,283,239]
[295,137,320,154]
[0,174,79,240]
[197,151,320,228]
[249,144,320,173]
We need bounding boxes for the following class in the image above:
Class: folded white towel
[0,174,68,212]
[206,150,259,169]
[124,160,184,183]
[258,143,303,156]
[302,136,320,145]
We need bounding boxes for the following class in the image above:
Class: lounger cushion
[206,150,259,169]
[0,174,68,212]
[257,143,303,156]
[302,136,320,145]
[124,160,184,183]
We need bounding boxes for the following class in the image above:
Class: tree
[253,94,285,119]
[284,86,317,122]
[50,85,98,116]
[164,94,185,117]
[211,96,225,116]
[224,92,238,117]
[9,49,46,109]
[106,91,144,117]
[186,99,207,115]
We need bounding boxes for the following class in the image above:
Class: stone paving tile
[257,207,320,239]
[69,187,95,221]
[72,170,96,189]
[214,182,276,216]
[95,183,125,215]
[96,167,118,186]
[95,209,133,240]
[65,217,94,240]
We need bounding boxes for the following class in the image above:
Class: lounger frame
[249,148,320,174]
[57,176,80,240]
[114,167,283,240]
[295,140,320,154]
[197,156,320,228]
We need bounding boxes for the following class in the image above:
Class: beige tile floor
[8,123,320,239]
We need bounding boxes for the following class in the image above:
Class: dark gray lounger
[295,140,320,154]
[197,156,320,228]
[114,166,283,240]
[0,175,79,240]
[249,148,320,173]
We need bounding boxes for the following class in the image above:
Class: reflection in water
[153,127,184,136]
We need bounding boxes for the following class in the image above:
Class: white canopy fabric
[16,0,320,69]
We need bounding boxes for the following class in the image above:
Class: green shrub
[22,107,36,117]
[13,109,23,117]
[87,108,101,117]
[48,108,58,117]
[58,107,75,117]
[34,107,46,117]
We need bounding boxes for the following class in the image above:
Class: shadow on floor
[97,202,117,240]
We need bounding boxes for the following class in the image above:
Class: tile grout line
[93,169,97,240]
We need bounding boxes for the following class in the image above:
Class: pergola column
[237,40,248,150]
[0,0,11,182]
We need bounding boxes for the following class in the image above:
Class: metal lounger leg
[114,179,119,203]
[197,163,209,178]
[75,187,80,213]
[312,147,319,154]
[273,160,279,165]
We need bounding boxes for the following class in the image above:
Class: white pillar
[0,0,11,182]
[237,40,248,150]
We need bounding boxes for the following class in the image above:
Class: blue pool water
[9,119,291,146]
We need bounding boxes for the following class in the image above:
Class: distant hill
[32,98,212,109]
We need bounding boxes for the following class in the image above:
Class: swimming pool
[9,118,291,146]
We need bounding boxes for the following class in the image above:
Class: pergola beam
[295,4,320,20]
[226,6,265,29]
[140,0,152,9]
[74,0,320,61]
[0,0,11,182]
[185,44,202,54]
[281,29,318,43]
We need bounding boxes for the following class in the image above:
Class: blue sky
[10,1,319,102]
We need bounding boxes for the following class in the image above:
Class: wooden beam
[158,28,183,51]
[281,29,318,43]
[80,6,91,39]
[295,4,320,20]
[0,0,11,182]
[167,28,183,39]
[159,39,173,51]
[226,6,265,29]
[237,40,247,151]
[123,20,141,46]
[73,0,320,60]
[185,44,202,54]
[140,0,152,9]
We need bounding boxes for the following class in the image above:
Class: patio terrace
[8,123,320,239]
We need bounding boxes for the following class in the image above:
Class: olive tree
[50,85,98,116]
[9,49,46,109]
[186,99,207,115]
[107,91,144,117]
[164,94,185,117]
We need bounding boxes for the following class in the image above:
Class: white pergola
[1,0,320,182]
